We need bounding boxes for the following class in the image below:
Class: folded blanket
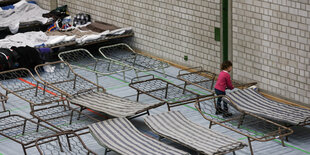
[0,0,49,33]
[78,21,119,32]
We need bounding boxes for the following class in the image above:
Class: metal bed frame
[30,102,100,136]
[35,131,97,155]
[99,43,169,77]
[34,61,163,119]
[129,75,213,111]
[0,110,59,155]
[177,66,257,92]
[194,96,294,155]
[58,48,133,84]
[0,68,66,111]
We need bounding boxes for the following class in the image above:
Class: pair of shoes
[223,111,233,117]
[215,108,223,115]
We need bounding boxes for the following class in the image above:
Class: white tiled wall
[232,0,310,104]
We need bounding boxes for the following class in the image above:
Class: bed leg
[278,127,285,147]
[281,138,285,147]
[1,98,5,111]
[22,145,27,155]
[285,136,289,142]
[77,106,83,120]
[164,83,169,99]
[104,148,109,155]
[208,121,213,129]
[182,82,187,94]
[5,90,8,103]
[167,103,171,111]
[237,113,246,128]
[22,120,27,135]
[247,137,254,155]
[136,91,140,102]
[233,151,236,155]
[147,110,150,115]
[36,119,41,132]
[95,73,99,86]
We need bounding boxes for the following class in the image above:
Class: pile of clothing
[0,0,49,33]
[0,46,43,71]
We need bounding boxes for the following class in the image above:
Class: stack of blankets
[0,21,133,48]
[0,0,49,33]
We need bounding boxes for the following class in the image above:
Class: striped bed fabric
[144,111,246,155]
[88,118,189,155]
[224,88,310,125]
[69,91,164,118]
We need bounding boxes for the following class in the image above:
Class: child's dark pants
[214,88,228,111]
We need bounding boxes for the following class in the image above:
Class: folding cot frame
[193,96,294,155]
[0,110,59,155]
[129,74,213,111]
[34,61,162,119]
[177,66,258,93]
[0,68,98,151]
[35,131,98,155]
[58,48,133,84]
[30,103,100,136]
[98,43,169,77]
[0,68,66,111]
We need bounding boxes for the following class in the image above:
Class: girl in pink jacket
[214,61,234,117]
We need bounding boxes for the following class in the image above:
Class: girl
[214,61,234,117]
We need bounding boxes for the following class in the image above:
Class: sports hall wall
[35,0,310,105]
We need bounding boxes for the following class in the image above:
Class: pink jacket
[214,71,234,92]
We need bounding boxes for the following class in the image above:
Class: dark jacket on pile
[11,46,43,70]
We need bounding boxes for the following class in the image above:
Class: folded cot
[88,117,189,155]
[35,61,164,119]
[99,43,169,77]
[58,48,133,84]
[35,131,97,155]
[144,111,247,155]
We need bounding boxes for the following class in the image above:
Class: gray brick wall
[55,0,222,73]
[34,0,52,10]
[232,0,310,104]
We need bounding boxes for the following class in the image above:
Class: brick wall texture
[34,0,51,10]
[35,0,309,104]
[232,0,310,104]
[57,0,222,73]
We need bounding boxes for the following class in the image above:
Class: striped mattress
[144,111,246,155]
[224,88,310,125]
[88,118,189,155]
[69,91,164,118]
